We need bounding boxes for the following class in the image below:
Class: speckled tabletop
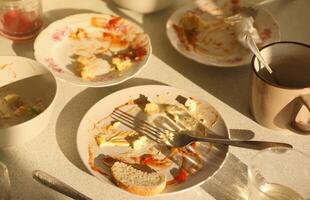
[0,0,309,199]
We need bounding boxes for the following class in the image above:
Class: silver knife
[32,170,93,200]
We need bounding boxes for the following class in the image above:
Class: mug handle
[294,93,310,132]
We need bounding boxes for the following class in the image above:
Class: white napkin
[234,16,262,48]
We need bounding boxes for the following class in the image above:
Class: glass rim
[249,147,310,169]
[248,147,310,198]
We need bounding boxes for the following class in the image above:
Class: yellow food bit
[90,17,107,28]
[95,135,106,148]
[132,136,149,151]
[76,56,97,80]
[144,102,159,114]
[4,94,22,108]
[112,57,132,71]
[184,98,197,112]
[160,130,174,146]
[80,67,96,80]
[69,28,88,40]
[111,121,121,128]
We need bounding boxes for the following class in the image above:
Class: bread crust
[111,163,166,196]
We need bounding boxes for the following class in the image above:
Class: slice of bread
[111,161,166,196]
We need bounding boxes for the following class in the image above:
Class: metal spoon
[32,170,92,200]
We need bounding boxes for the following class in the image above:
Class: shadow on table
[201,152,248,200]
[0,150,57,200]
[55,78,166,174]
[11,8,99,59]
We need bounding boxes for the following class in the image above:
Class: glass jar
[0,0,43,41]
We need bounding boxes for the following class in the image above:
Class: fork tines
[111,109,164,144]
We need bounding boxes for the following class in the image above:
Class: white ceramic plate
[34,13,151,87]
[166,0,280,67]
[77,85,229,196]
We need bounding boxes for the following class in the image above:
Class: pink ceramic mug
[250,41,310,132]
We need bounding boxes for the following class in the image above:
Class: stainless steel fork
[111,109,293,150]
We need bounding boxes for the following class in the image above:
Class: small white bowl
[112,0,175,13]
[0,56,58,148]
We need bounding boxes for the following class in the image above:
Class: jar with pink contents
[0,0,43,41]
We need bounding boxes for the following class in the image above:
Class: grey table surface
[0,0,309,199]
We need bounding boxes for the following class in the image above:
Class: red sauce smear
[105,16,123,30]
[88,99,215,187]
[138,154,172,169]
[260,28,272,42]
[231,0,240,4]
[172,24,198,51]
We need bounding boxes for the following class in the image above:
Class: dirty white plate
[77,85,229,196]
[34,13,151,87]
[166,0,280,67]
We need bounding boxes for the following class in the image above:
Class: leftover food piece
[184,98,197,112]
[111,161,166,196]
[90,17,107,28]
[105,121,121,131]
[69,28,89,40]
[132,136,149,151]
[112,56,132,71]
[95,133,130,147]
[160,130,174,146]
[67,16,149,81]
[95,135,106,148]
[76,55,97,80]
[4,94,22,108]
[0,93,46,128]
[110,121,121,128]
[14,105,28,117]
[30,100,45,115]
[0,111,10,119]
[95,129,138,148]
[144,102,160,115]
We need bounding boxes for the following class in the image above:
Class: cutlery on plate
[32,170,92,200]
[233,16,280,83]
[111,109,293,150]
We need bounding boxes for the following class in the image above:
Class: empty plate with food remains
[77,85,229,196]
[34,13,151,87]
[166,0,280,67]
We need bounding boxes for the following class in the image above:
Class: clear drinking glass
[0,162,10,200]
[0,0,43,41]
[248,147,310,200]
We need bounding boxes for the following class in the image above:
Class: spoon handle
[33,170,92,200]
